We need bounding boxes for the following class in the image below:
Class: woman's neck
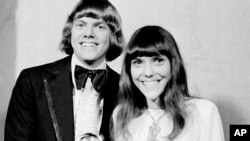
[146,98,161,110]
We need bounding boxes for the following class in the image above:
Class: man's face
[71,17,111,67]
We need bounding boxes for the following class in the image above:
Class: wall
[0,0,17,139]
[1,0,250,140]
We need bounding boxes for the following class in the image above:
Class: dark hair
[112,26,190,140]
[60,0,125,61]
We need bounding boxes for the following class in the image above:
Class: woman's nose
[143,64,154,78]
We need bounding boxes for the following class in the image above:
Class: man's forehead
[74,17,105,23]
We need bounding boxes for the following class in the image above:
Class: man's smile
[79,42,98,47]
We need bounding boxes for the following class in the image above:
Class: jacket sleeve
[5,69,37,141]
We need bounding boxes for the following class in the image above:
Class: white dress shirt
[71,54,106,141]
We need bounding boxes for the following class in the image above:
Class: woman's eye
[154,58,164,65]
[131,59,142,66]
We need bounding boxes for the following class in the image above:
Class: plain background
[1,0,250,141]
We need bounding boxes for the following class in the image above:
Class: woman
[111,26,224,141]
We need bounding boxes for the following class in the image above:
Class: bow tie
[74,65,107,93]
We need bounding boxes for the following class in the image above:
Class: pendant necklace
[147,109,167,141]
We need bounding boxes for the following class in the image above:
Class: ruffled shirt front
[71,54,106,141]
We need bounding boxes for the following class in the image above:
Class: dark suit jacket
[5,56,120,141]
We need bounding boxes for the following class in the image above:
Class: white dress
[116,99,225,141]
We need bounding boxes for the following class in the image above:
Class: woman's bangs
[128,43,168,60]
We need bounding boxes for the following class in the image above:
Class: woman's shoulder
[186,98,217,110]
[185,98,220,120]
[184,99,224,140]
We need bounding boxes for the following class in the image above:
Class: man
[4,0,125,141]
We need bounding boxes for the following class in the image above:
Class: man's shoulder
[106,65,120,82]
[20,56,71,75]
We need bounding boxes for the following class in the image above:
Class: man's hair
[60,0,125,61]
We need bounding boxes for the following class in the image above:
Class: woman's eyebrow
[152,55,164,58]
[132,57,141,60]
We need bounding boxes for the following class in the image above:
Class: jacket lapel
[100,66,120,140]
[44,60,119,141]
[43,56,74,141]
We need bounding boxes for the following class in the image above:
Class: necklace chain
[147,109,167,141]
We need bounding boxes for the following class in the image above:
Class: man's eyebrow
[74,19,106,24]
[74,19,86,23]
[94,21,108,26]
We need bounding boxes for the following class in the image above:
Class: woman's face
[130,55,171,109]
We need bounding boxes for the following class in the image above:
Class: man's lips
[79,42,98,47]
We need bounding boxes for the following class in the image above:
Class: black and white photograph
[1,0,250,141]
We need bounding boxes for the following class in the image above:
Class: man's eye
[98,25,104,29]
[97,24,108,30]
[75,22,84,28]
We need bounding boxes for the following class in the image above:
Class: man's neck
[82,60,105,70]
[72,54,107,70]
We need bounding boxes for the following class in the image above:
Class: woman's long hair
[60,0,125,61]
[111,26,190,140]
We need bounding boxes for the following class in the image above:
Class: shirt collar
[71,54,107,89]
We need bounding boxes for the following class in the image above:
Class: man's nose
[83,26,95,38]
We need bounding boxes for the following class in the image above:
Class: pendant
[148,121,161,141]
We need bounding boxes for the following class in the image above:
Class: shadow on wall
[0,0,18,140]
[217,96,246,141]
